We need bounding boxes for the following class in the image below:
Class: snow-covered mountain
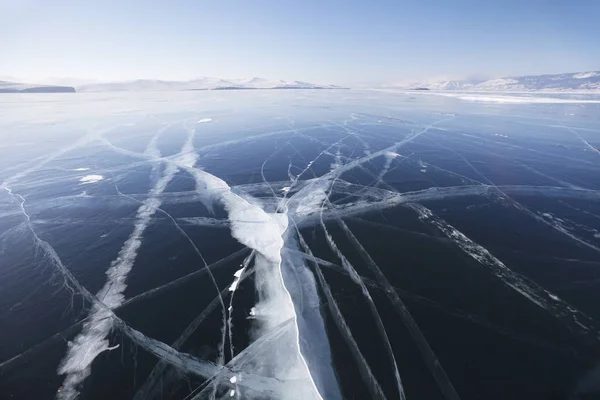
[402,71,600,92]
[413,79,486,90]
[77,77,342,92]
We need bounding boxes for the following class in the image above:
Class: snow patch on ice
[79,175,104,184]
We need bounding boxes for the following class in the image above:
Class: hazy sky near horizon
[1,0,599,85]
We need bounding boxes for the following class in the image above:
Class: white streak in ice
[333,215,461,400]
[408,202,600,341]
[57,136,181,400]
[319,202,406,400]
[563,126,600,157]
[294,226,386,400]
[2,158,303,400]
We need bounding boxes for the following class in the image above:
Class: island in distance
[0,81,76,93]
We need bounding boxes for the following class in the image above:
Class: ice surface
[1,90,600,400]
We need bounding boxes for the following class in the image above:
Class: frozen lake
[1,90,600,400]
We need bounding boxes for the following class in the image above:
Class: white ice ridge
[217,190,325,400]
[56,133,185,400]
[98,136,330,399]
[185,157,330,399]
[197,117,213,123]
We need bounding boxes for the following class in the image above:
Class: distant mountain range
[399,71,600,92]
[76,77,343,92]
[0,77,343,93]
[3,71,599,93]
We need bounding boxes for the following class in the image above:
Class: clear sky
[1,0,599,85]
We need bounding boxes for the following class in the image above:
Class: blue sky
[1,0,599,85]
